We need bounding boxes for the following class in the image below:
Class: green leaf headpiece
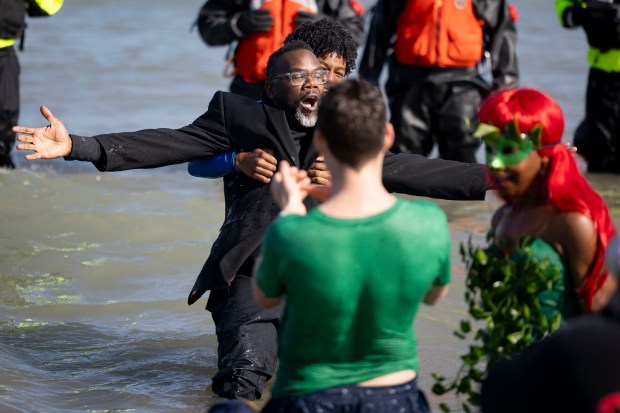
[474,119,543,169]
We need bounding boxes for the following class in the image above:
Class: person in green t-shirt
[209,78,451,413]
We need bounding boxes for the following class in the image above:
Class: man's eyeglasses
[269,70,329,86]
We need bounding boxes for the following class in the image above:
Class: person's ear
[265,80,274,100]
[383,122,395,152]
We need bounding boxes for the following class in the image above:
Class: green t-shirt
[256,198,451,397]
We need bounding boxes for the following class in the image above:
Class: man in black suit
[14,41,488,401]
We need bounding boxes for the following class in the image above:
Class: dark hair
[316,79,386,169]
[266,40,315,80]
[284,18,357,75]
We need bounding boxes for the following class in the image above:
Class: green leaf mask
[474,119,543,169]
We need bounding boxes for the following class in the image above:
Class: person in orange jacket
[359,0,519,163]
[195,0,365,100]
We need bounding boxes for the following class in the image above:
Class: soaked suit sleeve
[74,91,233,172]
[382,152,488,201]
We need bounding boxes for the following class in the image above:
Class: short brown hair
[316,79,386,169]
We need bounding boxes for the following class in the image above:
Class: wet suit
[65,90,489,400]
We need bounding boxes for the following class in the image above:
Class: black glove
[572,0,619,26]
[234,9,274,37]
[294,10,324,28]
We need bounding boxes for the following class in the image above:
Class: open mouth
[492,172,515,188]
[299,94,319,112]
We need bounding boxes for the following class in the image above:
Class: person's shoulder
[554,211,596,240]
[210,91,267,116]
[402,199,447,220]
[216,90,261,105]
[266,214,308,240]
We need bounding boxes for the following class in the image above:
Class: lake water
[1,1,619,412]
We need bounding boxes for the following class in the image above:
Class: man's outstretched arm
[382,152,490,201]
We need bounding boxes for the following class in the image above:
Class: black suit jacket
[69,91,487,305]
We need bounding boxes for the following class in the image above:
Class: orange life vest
[235,0,318,84]
[394,0,484,68]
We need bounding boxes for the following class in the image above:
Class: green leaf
[432,383,446,395]
[439,403,451,413]
[460,320,471,334]
[432,372,445,382]
[507,331,524,344]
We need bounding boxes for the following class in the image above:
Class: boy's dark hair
[284,18,357,76]
[266,40,314,80]
[316,79,386,169]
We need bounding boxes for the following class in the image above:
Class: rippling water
[1,0,618,412]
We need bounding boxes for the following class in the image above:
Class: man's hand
[235,149,278,183]
[271,161,310,215]
[308,155,332,186]
[14,105,72,160]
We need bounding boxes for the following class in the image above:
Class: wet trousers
[0,46,19,168]
[385,64,483,163]
[574,67,620,173]
[207,275,284,400]
[209,378,431,413]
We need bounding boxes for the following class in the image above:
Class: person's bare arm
[14,106,72,160]
[235,149,277,183]
[252,277,282,309]
[271,161,310,215]
[557,212,598,311]
[423,285,449,305]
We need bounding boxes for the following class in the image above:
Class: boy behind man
[213,78,452,412]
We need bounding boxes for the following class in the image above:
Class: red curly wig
[479,88,616,311]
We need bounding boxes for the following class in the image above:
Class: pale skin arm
[270,160,311,215]
[251,161,311,308]
[13,106,72,160]
[423,285,450,305]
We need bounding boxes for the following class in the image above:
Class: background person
[195,0,364,100]
[477,88,616,320]
[14,42,489,402]
[188,17,359,185]
[556,0,620,173]
[0,0,63,169]
[212,78,451,413]
[359,0,519,163]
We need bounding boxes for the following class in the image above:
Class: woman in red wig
[477,88,616,315]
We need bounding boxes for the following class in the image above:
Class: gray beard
[295,107,318,127]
